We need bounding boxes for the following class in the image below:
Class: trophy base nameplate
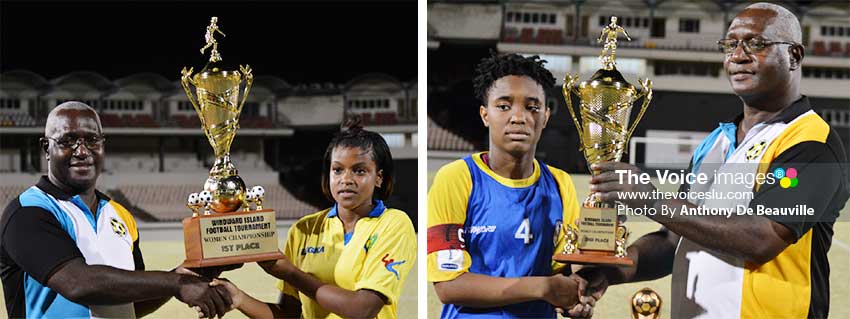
[553,250,634,266]
[553,206,634,266]
[182,209,284,268]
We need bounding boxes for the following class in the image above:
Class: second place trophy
[554,16,652,266]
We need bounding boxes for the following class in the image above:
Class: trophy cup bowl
[574,68,651,207]
[182,67,252,213]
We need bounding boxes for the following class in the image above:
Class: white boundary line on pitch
[833,238,850,253]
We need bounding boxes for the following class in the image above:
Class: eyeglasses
[717,38,798,54]
[45,135,106,150]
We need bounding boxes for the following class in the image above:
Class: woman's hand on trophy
[589,162,658,210]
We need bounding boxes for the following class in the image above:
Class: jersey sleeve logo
[554,220,562,245]
[746,140,768,160]
[364,233,378,253]
[381,253,405,280]
[436,250,464,271]
[110,217,127,236]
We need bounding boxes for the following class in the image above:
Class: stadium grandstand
[0,69,418,226]
[427,0,850,171]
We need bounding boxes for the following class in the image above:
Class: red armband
[427,223,465,254]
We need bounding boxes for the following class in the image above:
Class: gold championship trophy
[553,16,652,266]
[180,17,284,268]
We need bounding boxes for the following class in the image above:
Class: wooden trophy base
[553,250,634,266]
[553,205,633,266]
[183,209,284,268]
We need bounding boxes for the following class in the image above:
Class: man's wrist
[170,272,187,296]
[647,198,668,222]
[601,266,626,285]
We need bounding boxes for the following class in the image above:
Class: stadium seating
[240,116,274,128]
[0,185,30,210]
[374,112,398,125]
[106,153,160,173]
[830,41,843,57]
[171,114,202,128]
[813,41,827,56]
[129,114,159,128]
[103,153,272,174]
[503,27,519,42]
[100,113,125,127]
[535,29,563,45]
[0,113,37,127]
[520,28,534,43]
[427,117,475,151]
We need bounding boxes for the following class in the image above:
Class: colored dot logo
[775,167,798,189]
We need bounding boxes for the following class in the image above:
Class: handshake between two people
[172,263,244,319]
[545,267,613,319]
[175,257,298,319]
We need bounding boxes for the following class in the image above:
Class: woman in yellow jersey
[206,124,416,319]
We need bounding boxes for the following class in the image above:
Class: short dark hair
[321,122,395,202]
[472,52,556,104]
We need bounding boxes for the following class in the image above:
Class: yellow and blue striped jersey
[277,200,416,319]
[427,152,581,318]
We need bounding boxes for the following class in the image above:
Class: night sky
[0,1,417,84]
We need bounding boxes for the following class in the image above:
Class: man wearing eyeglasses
[0,102,234,318]
[575,3,847,318]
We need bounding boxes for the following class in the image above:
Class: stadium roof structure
[52,71,115,92]
[115,73,175,92]
[0,70,51,93]
[344,73,406,93]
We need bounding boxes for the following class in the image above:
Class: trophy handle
[625,78,653,145]
[237,65,254,117]
[180,67,207,128]
[562,74,585,151]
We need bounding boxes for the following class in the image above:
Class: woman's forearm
[433,272,548,307]
[234,293,276,319]
[261,260,384,318]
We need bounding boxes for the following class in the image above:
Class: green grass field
[0,231,419,319]
[426,173,850,318]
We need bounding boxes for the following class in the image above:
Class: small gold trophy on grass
[553,16,652,266]
[180,17,284,268]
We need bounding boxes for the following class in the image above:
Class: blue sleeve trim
[18,187,77,242]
